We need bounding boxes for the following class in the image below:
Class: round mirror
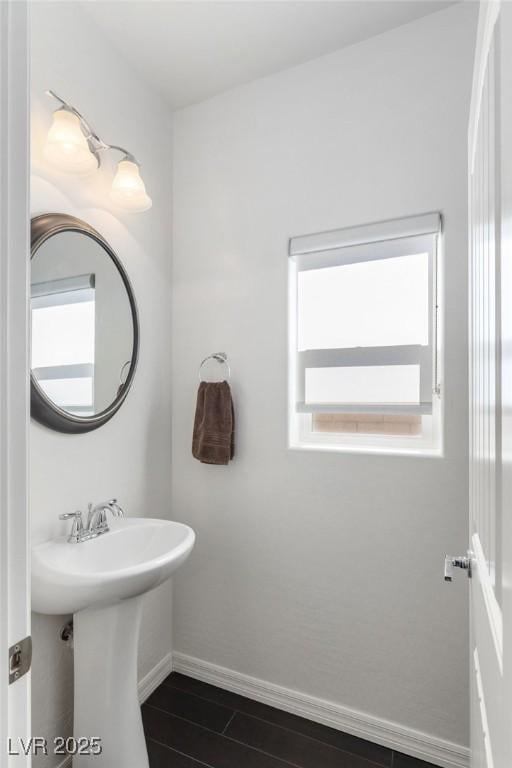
[30,214,139,433]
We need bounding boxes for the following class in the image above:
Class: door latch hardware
[444,553,472,582]
[8,636,32,684]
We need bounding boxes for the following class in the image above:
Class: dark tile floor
[142,672,436,768]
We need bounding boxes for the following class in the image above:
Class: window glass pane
[38,377,93,411]
[298,252,429,351]
[31,297,95,368]
[305,365,420,404]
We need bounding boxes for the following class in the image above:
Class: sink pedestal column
[73,595,149,768]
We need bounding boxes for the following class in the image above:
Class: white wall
[171,3,476,752]
[30,4,173,764]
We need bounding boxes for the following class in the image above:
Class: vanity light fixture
[44,108,99,175]
[43,90,152,213]
[110,157,152,213]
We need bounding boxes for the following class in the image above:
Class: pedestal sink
[32,517,195,767]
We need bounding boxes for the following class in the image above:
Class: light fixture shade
[110,159,152,213]
[43,108,98,175]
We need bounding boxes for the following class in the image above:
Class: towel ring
[199,352,231,382]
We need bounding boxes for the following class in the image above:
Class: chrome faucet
[59,499,125,543]
[59,511,86,543]
[87,498,125,535]
[86,502,110,536]
[107,499,125,518]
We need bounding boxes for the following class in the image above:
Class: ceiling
[83,1,457,109]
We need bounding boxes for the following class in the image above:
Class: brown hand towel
[192,381,235,465]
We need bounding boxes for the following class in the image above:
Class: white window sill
[288,441,443,458]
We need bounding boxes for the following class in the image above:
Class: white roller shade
[289,212,441,257]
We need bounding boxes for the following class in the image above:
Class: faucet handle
[59,511,84,542]
[59,511,82,521]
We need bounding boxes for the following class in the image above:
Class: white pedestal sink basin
[32,517,195,767]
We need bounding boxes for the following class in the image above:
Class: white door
[0,2,31,766]
[466,2,512,767]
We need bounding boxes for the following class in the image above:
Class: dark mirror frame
[30,213,139,434]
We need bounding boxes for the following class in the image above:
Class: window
[31,274,96,416]
[288,214,442,454]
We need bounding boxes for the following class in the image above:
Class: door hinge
[8,636,32,684]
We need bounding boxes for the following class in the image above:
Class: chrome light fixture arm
[46,90,140,167]
[107,145,138,165]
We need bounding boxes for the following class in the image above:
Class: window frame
[288,213,442,455]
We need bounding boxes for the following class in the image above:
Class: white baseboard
[173,651,469,768]
[138,651,173,704]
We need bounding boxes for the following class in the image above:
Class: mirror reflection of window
[31,274,96,415]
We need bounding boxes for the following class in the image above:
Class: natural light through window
[305,365,421,405]
[32,300,95,369]
[31,283,96,415]
[41,377,94,408]
[288,214,442,455]
[298,252,429,351]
